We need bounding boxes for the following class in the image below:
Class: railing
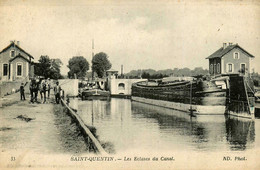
[60,98,107,155]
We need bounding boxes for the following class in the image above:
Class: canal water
[70,98,259,154]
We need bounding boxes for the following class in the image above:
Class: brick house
[206,43,255,76]
[0,41,34,81]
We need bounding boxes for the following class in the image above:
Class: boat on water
[79,79,110,100]
[131,76,227,115]
[81,88,110,100]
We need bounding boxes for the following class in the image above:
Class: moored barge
[131,77,226,115]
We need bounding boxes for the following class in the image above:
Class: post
[189,81,195,117]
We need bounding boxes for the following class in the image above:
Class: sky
[0,0,259,75]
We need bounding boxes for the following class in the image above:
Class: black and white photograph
[0,0,259,169]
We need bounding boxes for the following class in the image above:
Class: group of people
[29,78,51,103]
[19,78,62,104]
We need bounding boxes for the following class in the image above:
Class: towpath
[0,91,63,154]
[0,89,89,169]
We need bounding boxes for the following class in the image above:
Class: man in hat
[54,81,61,104]
[20,83,25,100]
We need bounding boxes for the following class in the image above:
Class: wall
[10,57,29,81]
[58,79,78,97]
[109,78,145,95]
[222,47,250,75]
[0,81,27,97]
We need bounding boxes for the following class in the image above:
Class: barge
[131,77,227,115]
[225,75,255,119]
[81,89,110,100]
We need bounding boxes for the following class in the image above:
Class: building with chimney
[206,43,255,76]
[0,41,34,81]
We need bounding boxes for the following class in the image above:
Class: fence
[61,98,107,155]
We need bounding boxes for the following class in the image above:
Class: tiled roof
[206,44,255,59]
[9,53,30,63]
[0,42,34,59]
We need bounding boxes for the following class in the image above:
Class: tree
[125,67,209,78]
[34,55,63,79]
[141,72,150,79]
[92,52,112,78]
[67,56,89,79]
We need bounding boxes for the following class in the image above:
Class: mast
[92,39,95,80]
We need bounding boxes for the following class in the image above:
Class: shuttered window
[217,63,220,73]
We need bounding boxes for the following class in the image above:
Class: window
[118,83,125,90]
[17,63,22,76]
[210,64,213,74]
[10,50,15,58]
[240,63,246,74]
[3,64,8,76]
[217,63,220,73]
[228,64,233,72]
[233,52,239,59]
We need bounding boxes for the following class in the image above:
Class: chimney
[17,41,20,46]
[121,65,124,76]
[223,43,227,49]
[228,42,232,46]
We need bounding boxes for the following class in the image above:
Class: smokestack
[121,65,124,76]
[228,42,232,46]
[223,43,227,49]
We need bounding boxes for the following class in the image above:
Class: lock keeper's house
[0,41,34,82]
[206,43,255,76]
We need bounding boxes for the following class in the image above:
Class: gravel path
[0,92,89,155]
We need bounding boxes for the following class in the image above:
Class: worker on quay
[20,83,25,100]
[46,78,51,100]
[33,78,40,103]
[39,79,47,103]
[29,78,36,103]
[54,81,62,104]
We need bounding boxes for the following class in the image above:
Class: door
[2,64,8,81]
[240,64,246,75]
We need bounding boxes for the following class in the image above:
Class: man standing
[29,79,35,103]
[33,78,39,103]
[46,78,51,100]
[20,83,25,100]
[40,79,47,103]
[54,81,61,104]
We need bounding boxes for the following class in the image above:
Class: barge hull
[132,96,226,115]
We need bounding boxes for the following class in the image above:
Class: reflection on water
[71,98,257,153]
[225,115,255,151]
